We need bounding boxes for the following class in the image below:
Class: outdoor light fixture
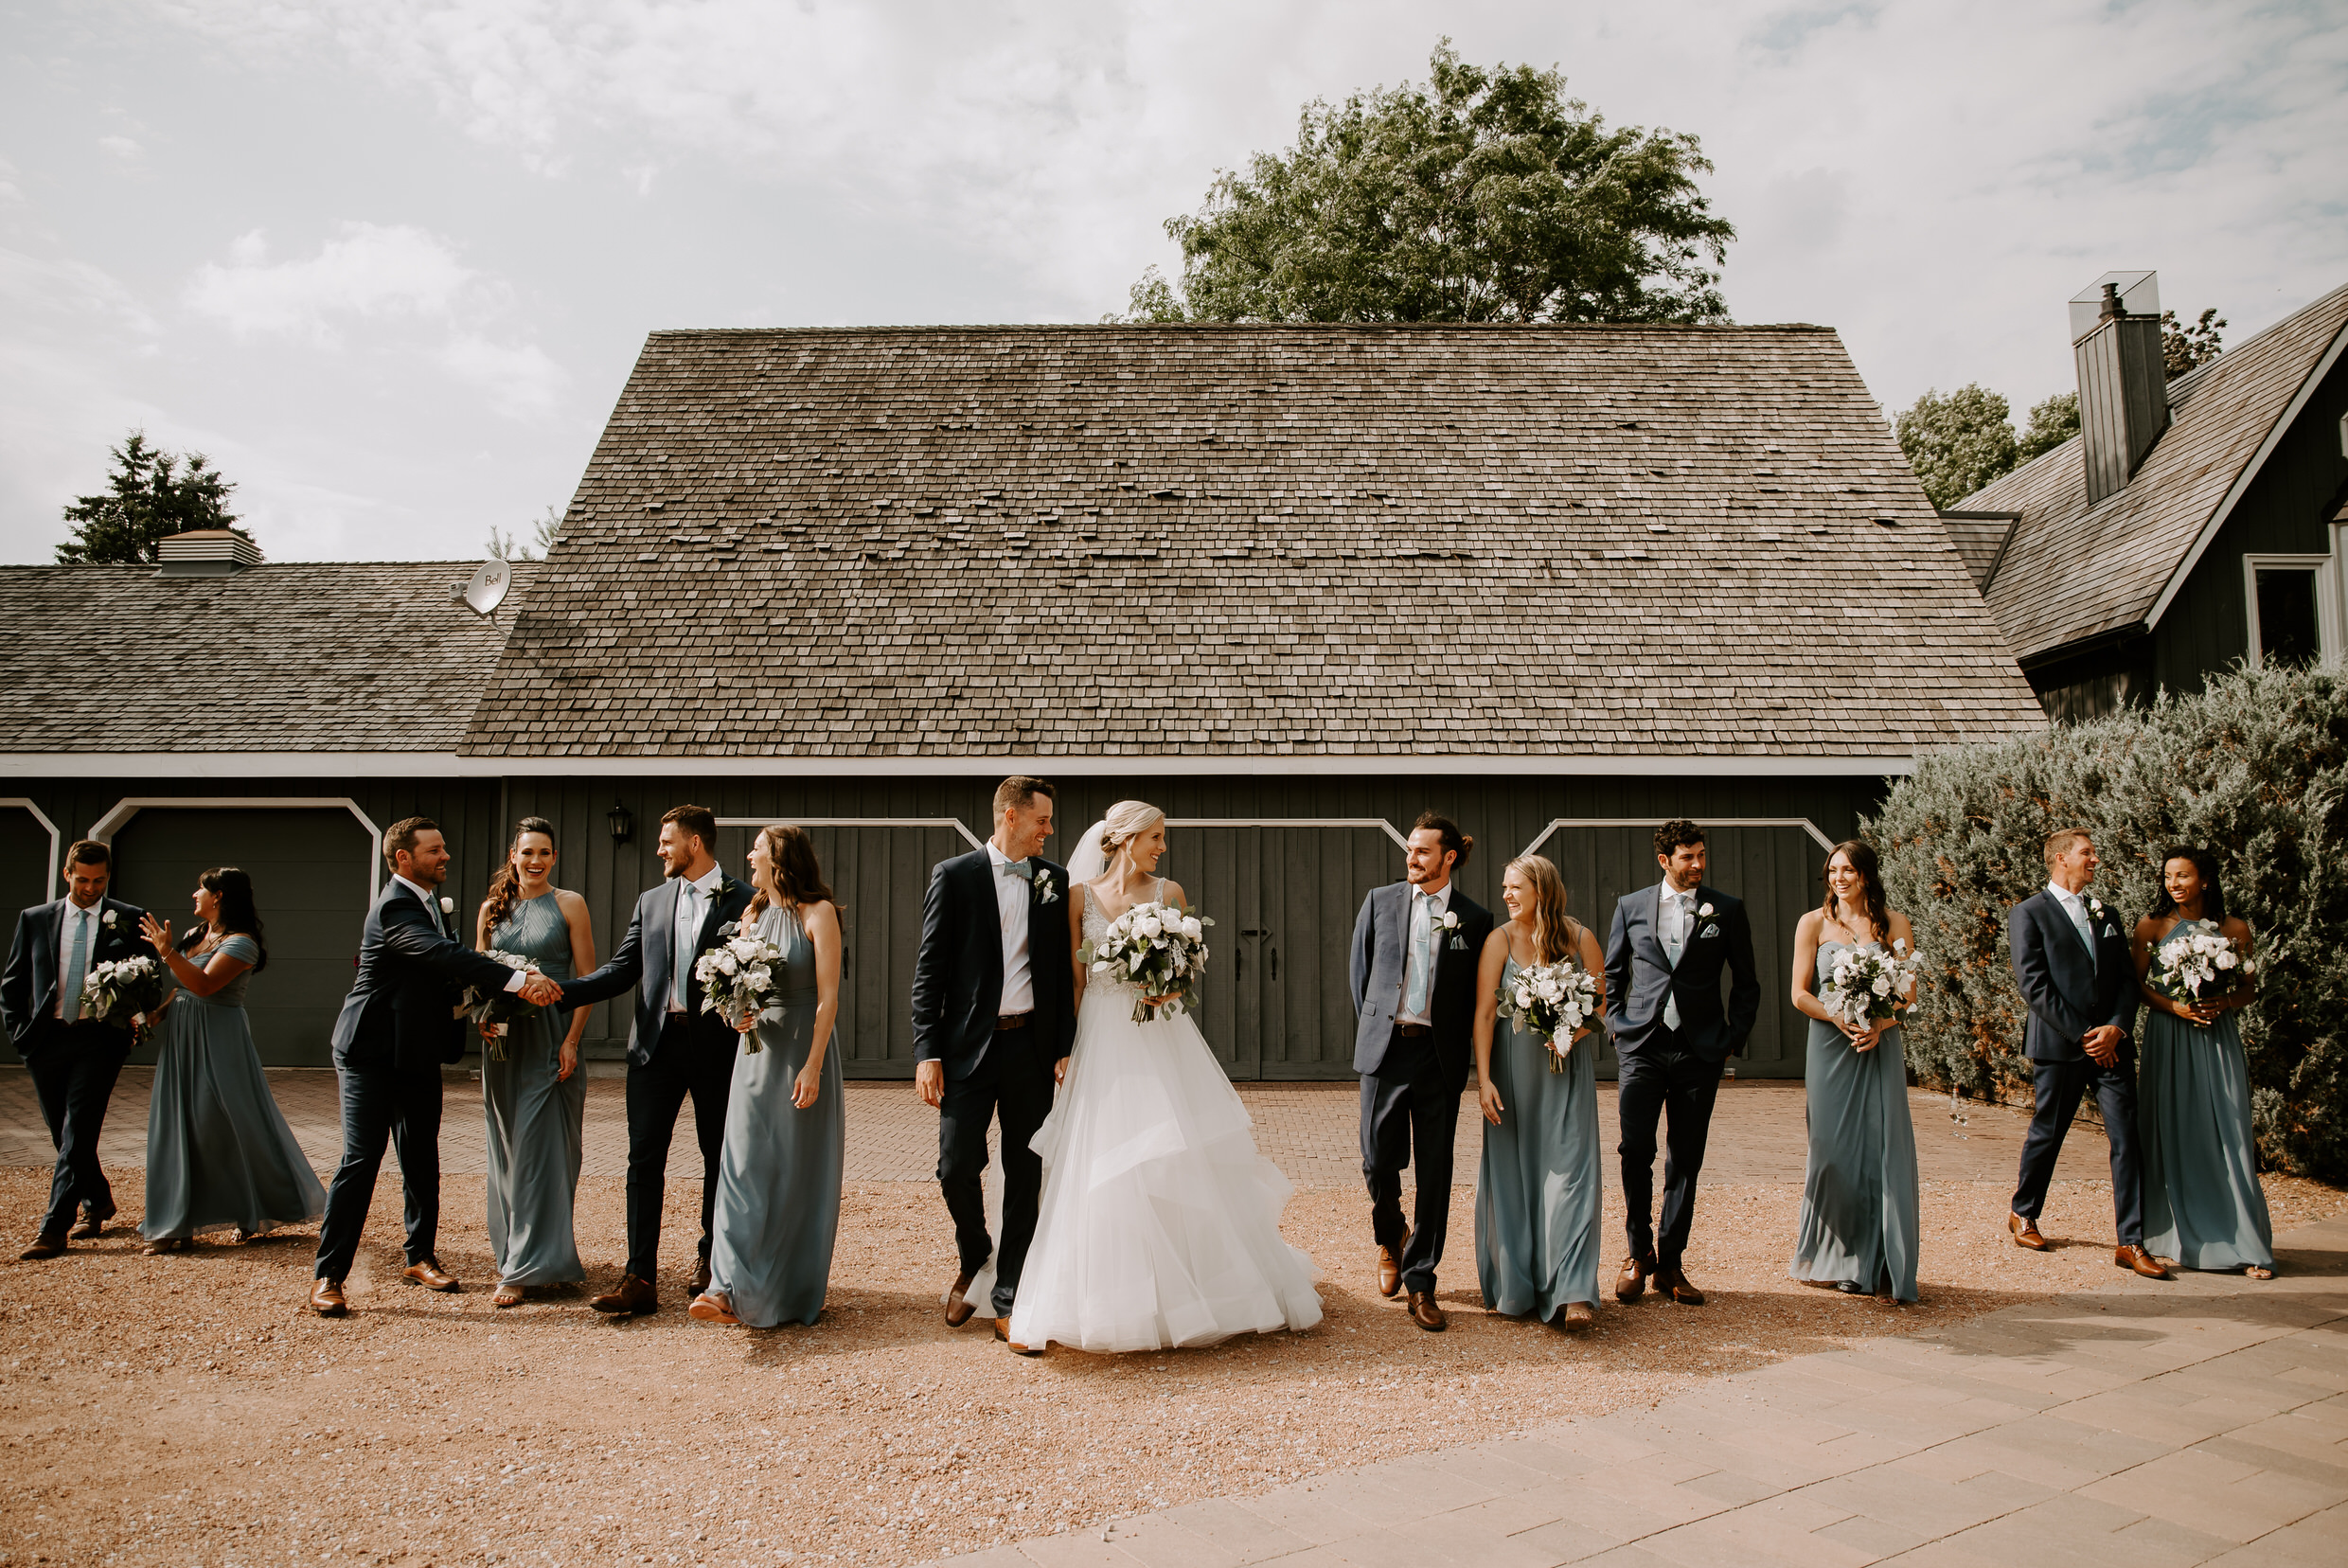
[607,801,634,844]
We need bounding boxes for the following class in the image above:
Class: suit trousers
[2011,1053,2145,1245]
[314,1062,445,1280]
[23,1020,131,1238]
[1361,1028,1454,1294]
[936,1025,1054,1316]
[624,1012,738,1281]
[1616,1034,1722,1269]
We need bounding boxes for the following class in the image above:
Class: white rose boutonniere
[1698,902,1716,918]
[439,897,456,915]
[1435,909,1466,950]
[101,909,118,929]
[1031,867,1059,905]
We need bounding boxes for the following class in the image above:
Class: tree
[1120,40,1734,325]
[2015,390,2079,463]
[1894,384,2019,509]
[2161,306,2226,379]
[485,505,561,561]
[55,430,246,564]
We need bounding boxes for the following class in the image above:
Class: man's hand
[521,972,563,1007]
[1055,1055,1071,1087]
[916,1058,944,1109]
[2082,1025,2122,1067]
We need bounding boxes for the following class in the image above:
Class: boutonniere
[1698,902,1716,918]
[438,897,455,915]
[101,909,119,929]
[1030,867,1059,905]
[716,874,739,898]
[1435,909,1466,950]
[2088,896,2105,918]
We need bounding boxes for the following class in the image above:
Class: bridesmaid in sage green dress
[691,824,845,1329]
[2131,846,2274,1278]
[137,869,325,1252]
[473,817,597,1307]
[1471,853,1607,1331]
[1788,841,1920,1305]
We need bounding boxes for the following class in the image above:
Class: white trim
[717,816,985,849]
[1165,816,1412,848]
[1,797,62,890]
[1520,816,1837,857]
[2148,314,2348,630]
[89,796,386,897]
[2241,553,2339,666]
[0,751,1922,780]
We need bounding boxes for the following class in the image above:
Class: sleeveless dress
[2139,919,2274,1272]
[142,934,326,1240]
[1006,882,1322,1353]
[705,902,845,1327]
[1788,940,1920,1301]
[1474,950,1604,1319]
[482,891,587,1286]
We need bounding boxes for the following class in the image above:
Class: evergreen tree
[56,431,247,564]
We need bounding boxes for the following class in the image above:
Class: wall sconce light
[607,801,634,845]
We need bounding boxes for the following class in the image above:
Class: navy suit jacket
[2,896,150,1049]
[1603,882,1760,1062]
[1348,881,1494,1092]
[909,848,1076,1080]
[330,881,518,1074]
[562,872,756,1068]
[2009,888,2137,1062]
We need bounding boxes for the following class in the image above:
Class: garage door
[108,807,375,1066]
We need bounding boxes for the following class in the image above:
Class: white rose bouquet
[1078,899,1215,1023]
[1816,938,1924,1036]
[695,918,786,1049]
[1496,957,1601,1072]
[458,949,545,1060]
[82,954,168,1039]
[2149,918,2252,1006]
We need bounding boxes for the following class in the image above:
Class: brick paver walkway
[933,1214,2348,1568]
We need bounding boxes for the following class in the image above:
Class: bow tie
[999,858,1032,878]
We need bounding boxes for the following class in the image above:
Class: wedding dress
[1003,880,1323,1352]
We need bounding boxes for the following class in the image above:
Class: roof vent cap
[156,528,263,577]
[2068,270,2159,344]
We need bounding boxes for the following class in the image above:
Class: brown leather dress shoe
[71,1213,107,1241]
[945,1272,978,1327]
[590,1274,658,1315]
[310,1277,348,1317]
[2009,1213,2049,1250]
[1407,1291,1448,1331]
[19,1234,66,1260]
[1560,1301,1596,1332]
[688,1254,713,1296]
[2116,1244,2169,1279]
[688,1292,739,1325]
[1654,1267,1706,1306]
[402,1256,458,1292]
[1376,1240,1405,1299]
[1614,1256,1651,1303]
[993,1317,1042,1355]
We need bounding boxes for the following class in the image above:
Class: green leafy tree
[1122,40,1734,325]
[55,430,246,564]
[2015,390,2080,463]
[2161,306,2226,378]
[1895,384,2019,509]
[485,504,560,561]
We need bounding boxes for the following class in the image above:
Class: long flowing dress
[705,902,845,1327]
[142,934,326,1240]
[1788,941,1920,1302]
[1475,954,1605,1319]
[482,891,586,1287]
[2139,919,2274,1272]
[1006,883,1321,1353]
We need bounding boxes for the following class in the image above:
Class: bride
[1003,799,1322,1353]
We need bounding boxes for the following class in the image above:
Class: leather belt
[1394,1022,1433,1038]
[995,1011,1033,1032]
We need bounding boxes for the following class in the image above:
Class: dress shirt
[1396,881,1452,1026]
[2046,881,2098,971]
[1658,880,1698,1031]
[394,874,527,995]
[53,899,101,1021]
[669,864,723,1012]
[987,843,1036,1015]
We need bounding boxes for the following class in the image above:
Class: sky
[3,0,2344,564]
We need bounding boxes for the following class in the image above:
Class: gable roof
[1962,281,2348,664]
[0,561,539,757]
[465,323,2043,767]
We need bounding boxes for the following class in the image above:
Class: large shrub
[1867,664,2348,1182]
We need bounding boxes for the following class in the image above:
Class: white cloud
[435,333,566,419]
[96,134,143,164]
[184,222,480,342]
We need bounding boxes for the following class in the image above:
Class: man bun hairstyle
[2042,827,2092,870]
[1413,811,1471,869]
[661,804,718,852]
[993,775,1056,817]
[384,816,440,869]
[65,839,111,868]
[1653,818,1705,859]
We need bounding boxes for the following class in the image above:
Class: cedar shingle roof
[0,561,538,753]
[470,324,2042,758]
[1962,282,2348,663]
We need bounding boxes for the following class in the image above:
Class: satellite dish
[462,560,513,619]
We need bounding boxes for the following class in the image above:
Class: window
[2243,552,2339,668]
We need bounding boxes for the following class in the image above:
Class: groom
[910,775,1075,1352]
[1350,812,1493,1332]
[1603,818,1758,1308]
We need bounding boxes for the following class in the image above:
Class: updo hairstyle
[1097,800,1167,866]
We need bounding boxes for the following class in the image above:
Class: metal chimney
[2070,270,2170,506]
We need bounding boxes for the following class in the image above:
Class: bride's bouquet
[458,950,544,1061]
[1079,899,1215,1023]
[1496,958,1601,1072]
[694,919,786,1049]
[1816,938,1923,1035]
[2150,918,2252,1005]
[82,954,168,1041]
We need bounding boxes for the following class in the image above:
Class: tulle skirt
[1005,987,1322,1352]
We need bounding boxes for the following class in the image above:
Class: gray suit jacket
[1348,881,1492,1091]
[1602,882,1760,1063]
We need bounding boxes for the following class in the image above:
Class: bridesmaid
[2132,846,2274,1278]
[137,868,325,1253]
[1471,853,1607,1331]
[474,816,596,1307]
[691,825,845,1328]
[1788,840,1921,1305]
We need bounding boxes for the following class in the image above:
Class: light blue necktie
[1661,891,1686,1030]
[672,882,702,1010]
[2060,892,2096,972]
[61,905,92,1022]
[1402,892,1434,1017]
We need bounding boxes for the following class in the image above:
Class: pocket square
[1699,923,1720,939]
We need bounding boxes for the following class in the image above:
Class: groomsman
[1349,812,1493,1331]
[562,804,756,1315]
[2,840,148,1258]
[311,818,555,1314]
[2008,827,2167,1277]
[1603,818,1759,1307]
